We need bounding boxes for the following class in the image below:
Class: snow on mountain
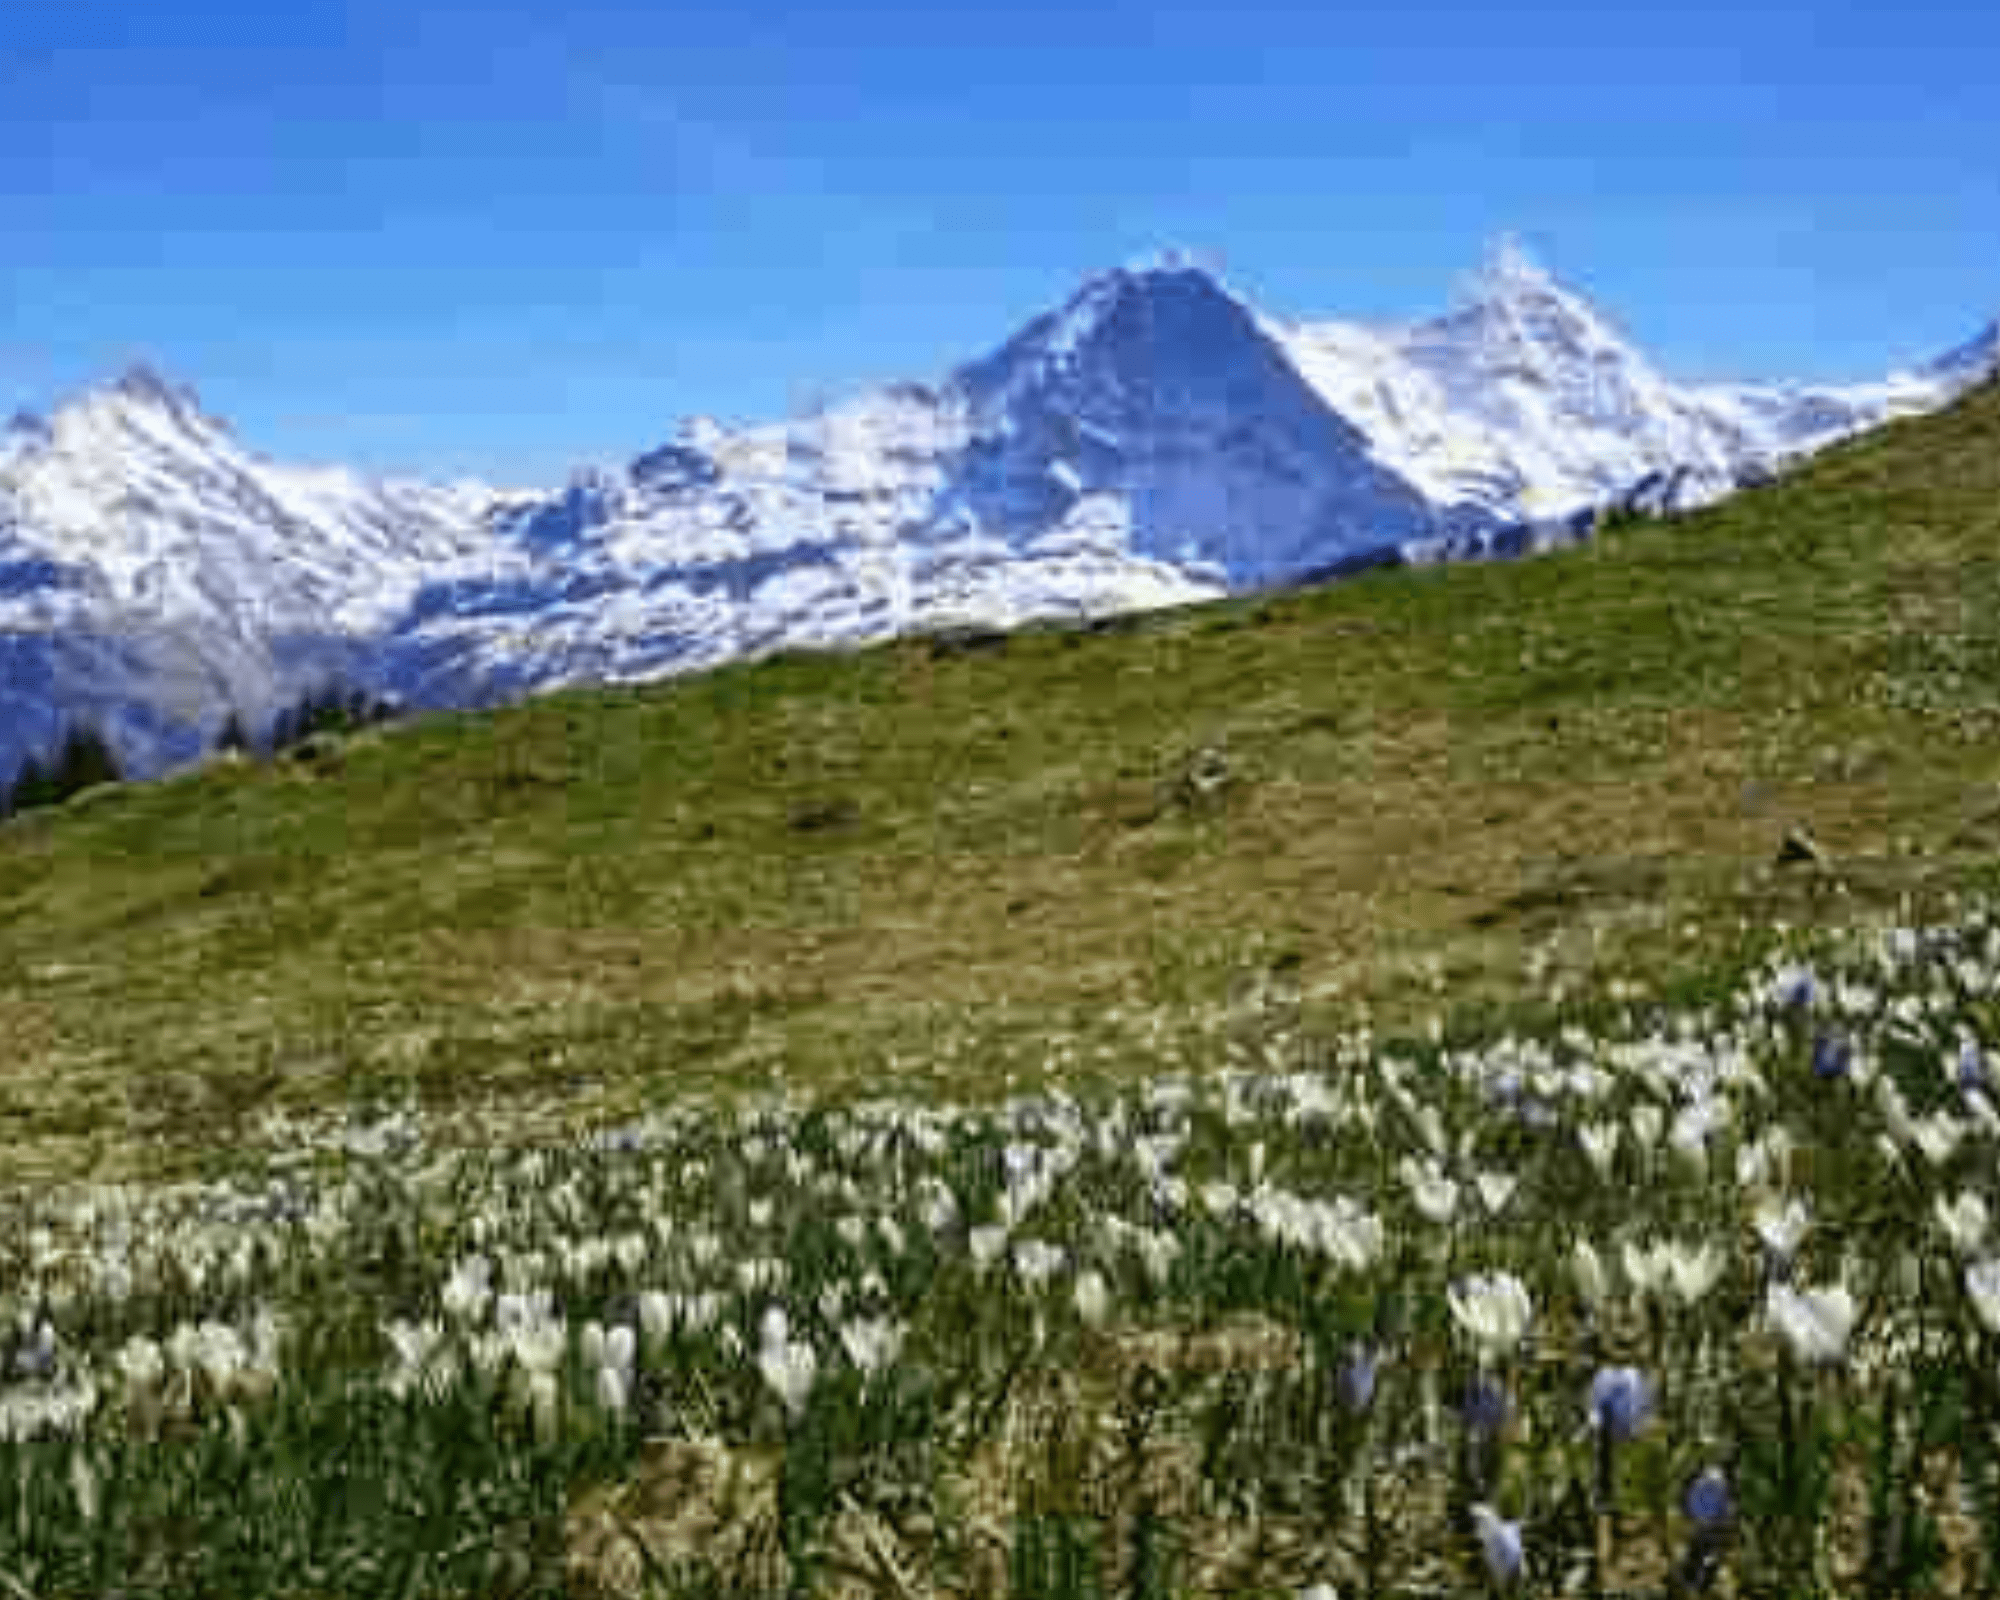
[381,263,1439,710]
[0,367,498,779]
[387,247,1992,713]
[4,245,1994,782]
[1271,238,1984,543]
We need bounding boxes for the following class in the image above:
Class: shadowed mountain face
[2,249,1994,780]
[946,266,1437,587]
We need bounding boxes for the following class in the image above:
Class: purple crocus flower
[1589,1365,1654,1443]
[1812,1031,1853,1081]
[1960,1040,1989,1095]
[1462,1374,1510,1437]
[1684,1466,1732,1530]
[1338,1345,1378,1414]
[1470,1504,1524,1586]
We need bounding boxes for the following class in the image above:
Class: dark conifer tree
[50,722,122,800]
[8,752,57,814]
[214,709,251,755]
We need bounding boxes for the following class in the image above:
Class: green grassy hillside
[6,375,2000,1186]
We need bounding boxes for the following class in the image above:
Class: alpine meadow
[10,361,2000,1597]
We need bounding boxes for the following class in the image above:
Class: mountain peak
[1435,234,1628,357]
[1475,233,1557,297]
[953,255,1257,407]
[1069,250,1238,305]
[75,363,233,442]
[111,362,193,406]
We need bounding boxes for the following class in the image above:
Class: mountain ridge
[2,243,1993,781]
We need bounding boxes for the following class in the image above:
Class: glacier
[1,242,1992,783]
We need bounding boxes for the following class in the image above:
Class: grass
[1,377,1998,1195]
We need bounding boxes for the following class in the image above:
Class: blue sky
[3,0,1995,486]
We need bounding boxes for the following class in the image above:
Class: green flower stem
[1863,1369,1900,1598]
[1777,1351,1806,1588]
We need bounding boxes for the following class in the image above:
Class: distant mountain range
[2,241,1992,782]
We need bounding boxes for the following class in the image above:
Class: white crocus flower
[1474,1171,1518,1216]
[837,1316,905,1376]
[383,1317,458,1403]
[1876,1078,1918,1147]
[968,1226,1010,1272]
[1966,1259,2000,1336]
[115,1335,165,1398]
[1399,1156,1459,1226]
[817,1281,849,1323]
[1630,1103,1664,1156]
[1572,1239,1609,1309]
[737,1256,786,1293]
[526,1370,562,1445]
[1135,1229,1181,1286]
[1913,1112,1966,1166]
[759,1333,819,1420]
[508,1318,567,1378]
[1073,1269,1111,1328]
[1579,1121,1621,1179]
[1665,1241,1727,1307]
[595,1361,630,1418]
[918,1184,960,1235]
[1668,1108,1713,1180]
[758,1305,790,1351]
[1322,1207,1386,1272]
[1754,1197,1811,1265]
[637,1291,674,1355]
[440,1255,493,1325]
[1012,1239,1067,1287]
[1448,1272,1533,1362]
[1415,1104,1449,1157]
[1936,1192,1989,1256]
[1766,1282,1857,1365]
[1622,1239,1671,1302]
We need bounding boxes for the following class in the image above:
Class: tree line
[1,680,402,820]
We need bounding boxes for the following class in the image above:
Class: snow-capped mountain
[385,245,1989,713]
[1272,238,1961,540]
[383,264,1439,711]
[0,368,500,778]
[3,243,1993,782]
